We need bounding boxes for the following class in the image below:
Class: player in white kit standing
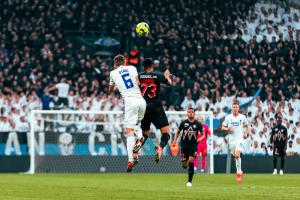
[109,54,146,172]
[221,100,248,183]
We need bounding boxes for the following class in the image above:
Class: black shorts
[57,97,69,107]
[141,101,169,131]
[181,144,198,162]
[273,146,285,157]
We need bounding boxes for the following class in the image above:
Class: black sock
[159,133,170,148]
[281,156,285,170]
[188,162,194,183]
[273,157,277,169]
[142,134,148,146]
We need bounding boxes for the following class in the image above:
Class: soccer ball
[136,22,149,36]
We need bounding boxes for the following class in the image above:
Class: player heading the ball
[132,58,172,163]
[109,54,146,172]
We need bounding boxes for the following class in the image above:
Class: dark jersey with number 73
[139,71,169,102]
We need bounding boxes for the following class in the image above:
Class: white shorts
[229,140,246,155]
[124,97,146,129]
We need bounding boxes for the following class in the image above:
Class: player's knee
[125,128,134,135]
[188,157,195,163]
[160,126,169,133]
[143,130,150,137]
[235,154,240,159]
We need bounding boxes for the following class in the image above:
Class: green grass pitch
[1,174,300,200]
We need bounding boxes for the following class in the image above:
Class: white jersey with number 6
[109,65,146,129]
[109,65,142,98]
[223,113,248,143]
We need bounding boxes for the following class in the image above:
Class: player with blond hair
[221,101,248,183]
[109,54,146,172]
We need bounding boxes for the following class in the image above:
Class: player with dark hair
[270,113,288,175]
[172,107,203,187]
[132,58,172,163]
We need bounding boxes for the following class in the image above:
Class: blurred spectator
[48,78,70,108]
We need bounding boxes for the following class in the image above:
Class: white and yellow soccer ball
[135,22,149,36]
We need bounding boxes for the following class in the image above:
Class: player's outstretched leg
[126,130,136,172]
[133,130,149,153]
[155,126,170,163]
[132,126,143,165]
[133,130,150,165]
[132,151,139,165]
[234,150,243,183]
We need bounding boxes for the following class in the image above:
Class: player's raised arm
[133,67,140,86]
[163,69,172,86]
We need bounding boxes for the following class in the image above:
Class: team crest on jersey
[193,125,197,129]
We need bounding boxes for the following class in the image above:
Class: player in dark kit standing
[172,107,203,187]
[270,113,288,175]
[132,58,172,163]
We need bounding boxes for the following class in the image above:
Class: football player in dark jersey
[172,107,203,187]
[270,113,288,175]
[133,58,172,163]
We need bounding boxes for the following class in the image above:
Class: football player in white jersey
[109,54,146,172]
[221,100,248,183]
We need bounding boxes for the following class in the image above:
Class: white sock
[126,133,135,162]
[135,125,143,139]
[236,157,242,174]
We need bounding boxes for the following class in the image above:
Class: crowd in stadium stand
[0,0,299,155]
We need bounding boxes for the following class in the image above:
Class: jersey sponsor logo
[183,127,197,141]
[273,130,285,141]
[231,122,241,126]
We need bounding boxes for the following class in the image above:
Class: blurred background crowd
[0,0,299,155]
